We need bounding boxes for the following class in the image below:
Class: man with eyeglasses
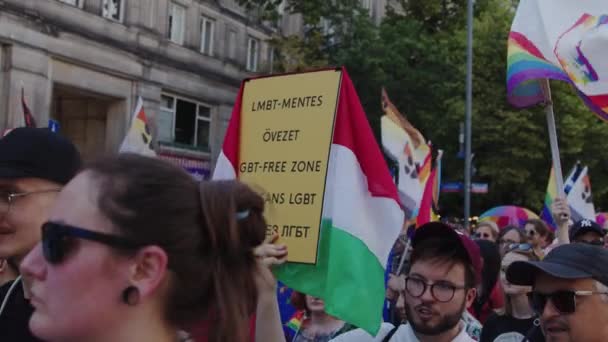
[331,222,482,342]
[507,243,608,341]
[0,127,81,341]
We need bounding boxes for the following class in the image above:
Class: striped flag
[21,88,37,128]
[567,166,596,222]
[213,70,403,335]
[540,165,580,229]
[119,96,156,156]
[507,0,608,120]
[540,167,559,230]
[380,88,432,220]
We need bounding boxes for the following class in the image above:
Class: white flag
[119,96,156,157]
[567,166,596,222]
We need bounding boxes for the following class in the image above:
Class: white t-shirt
[330,322,475,342]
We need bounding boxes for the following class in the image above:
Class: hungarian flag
[213,69,403,335]
[22,88,37,128]
[119,96,156,156]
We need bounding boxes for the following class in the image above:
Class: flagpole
[464,0,474,230]
[541,80,565,196]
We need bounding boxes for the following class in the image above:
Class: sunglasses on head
[527,290,608,314]
[506,243,533,253]
[42,222,143,264]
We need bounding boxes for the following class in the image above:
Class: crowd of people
[1,127,608,342]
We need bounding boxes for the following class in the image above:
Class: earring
[121,286,140,306]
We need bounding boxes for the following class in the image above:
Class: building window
[168,2,186,45]
[159,94,211,151]
[57,0,83,7]
[247,37,259,72]
[200,16,215,56]
[102,0,124,22]
[227,29,237,60]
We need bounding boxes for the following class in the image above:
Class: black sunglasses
[528,290,608,314]
[578,239,604,246]
[42,222,143,264]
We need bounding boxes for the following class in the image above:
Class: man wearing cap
[0,127,81,341]
[507,243,608,341]
[569,219,606,246]
[331,222,481,342]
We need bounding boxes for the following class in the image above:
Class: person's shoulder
[329,323,395,342]
[483,312,502,324]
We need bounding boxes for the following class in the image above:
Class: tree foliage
[240,0,608,216]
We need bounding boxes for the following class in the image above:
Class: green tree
[239,0,608,217]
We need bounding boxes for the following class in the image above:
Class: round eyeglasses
[404,276,468,303]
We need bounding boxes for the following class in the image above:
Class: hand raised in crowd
[551,197,571,244]
[253,233,288,294]
[253,233,288,342]
[551,197,570,226]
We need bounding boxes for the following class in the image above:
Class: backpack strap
[382,325,400,342]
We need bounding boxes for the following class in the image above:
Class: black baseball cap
[569,219,605,241]
[0,127,82,185]
[507,243,608,287]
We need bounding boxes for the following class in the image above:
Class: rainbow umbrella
[597,213,608,230]
[479,205,540,229]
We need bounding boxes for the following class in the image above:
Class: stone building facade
[0,0,278,178]
[0,0,394,179]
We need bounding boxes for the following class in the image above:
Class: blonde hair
[477,221,499,239]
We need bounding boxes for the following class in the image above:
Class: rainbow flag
[540,167,558,230]
[507,0,608,121]
[380,88,432,220]
[540,165,580,229]
[285,310,305,335]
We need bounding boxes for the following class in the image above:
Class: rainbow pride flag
[540,167,558,230]
[507,0,608,121]
[285,310,305,335]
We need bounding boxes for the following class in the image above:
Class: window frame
[226,28,238,61]
[101,0,125,22]
[168,2,186,45]
[246,37,259,72]
[159,93,212,151]
[57,0,84,8]
[200,15,216,56]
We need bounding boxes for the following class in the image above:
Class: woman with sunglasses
[523,219,551,260]
[19,154,287,342]
[480,244,544,342]
[474,221,499,243]
[496,226,526,258]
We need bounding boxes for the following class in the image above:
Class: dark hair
[525,219,550,237]
[497,226,526,244]
[85,154,266,342]
[473,240,500,316]
[409,237,476,288]
[290,291,309,314]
